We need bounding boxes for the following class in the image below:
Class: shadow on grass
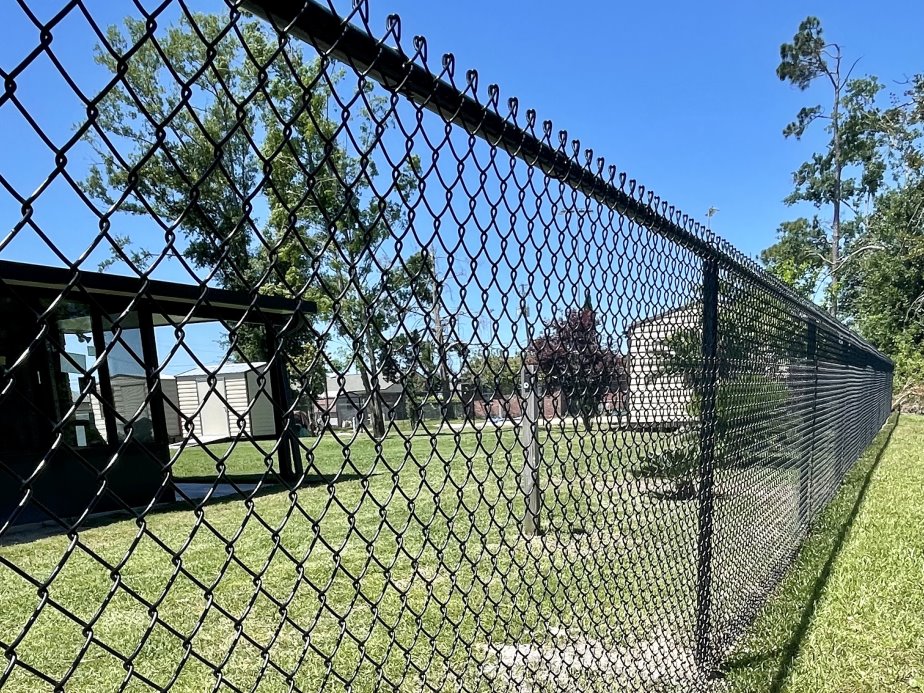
[1,471,374,547]
[172,472,369,486]
[720,410,902,692]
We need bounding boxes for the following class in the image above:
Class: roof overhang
[0,260,316,325]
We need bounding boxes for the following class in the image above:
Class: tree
[769,17,886,316]
[852,182,924,384]
[84,13,424,436]
[459,349,522,398]
[529,293,625,429]
[760,218,829,300]
[836,74,924,396]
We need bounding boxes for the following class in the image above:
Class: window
[104,314,154,443]
[54,301,109,448]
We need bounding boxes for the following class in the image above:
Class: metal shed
[175,362,276,442]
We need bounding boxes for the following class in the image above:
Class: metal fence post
[800,321,818,529]
[695,258,720,676]
[519,360,541,536]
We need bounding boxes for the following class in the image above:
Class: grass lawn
[0,422,697,692]
[724,412,924,692]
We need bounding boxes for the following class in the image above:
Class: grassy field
[0,423,698,692]
[724,412,924,692]
[6,412,906,693]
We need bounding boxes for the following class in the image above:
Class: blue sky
[1,0,922,372]
[371,0,924,259]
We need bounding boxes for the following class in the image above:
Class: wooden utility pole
[519,360,540,536]
[431,278,455,421]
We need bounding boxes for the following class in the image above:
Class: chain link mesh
[0,1,893,691]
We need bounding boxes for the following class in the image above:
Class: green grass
[724,411,924,693]
[0,423,691,692]
[5,413,913,692]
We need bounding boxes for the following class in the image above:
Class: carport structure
[0,260,315,527]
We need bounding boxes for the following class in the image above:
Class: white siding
[176,377,201,439]
[196,378,229,438]
[90,394,105,438]
[110,375,149,439]
[222,373,251,435]
[173,364,278,442]
[247,370,276,437]
[627,308,698,426]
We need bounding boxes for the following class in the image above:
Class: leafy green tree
[460,349,523,398]
[760,218,828,299]
[84,13,424,436]
[768,17,886,316]
[376,252,469,422]
[839,74,924,393]
[852,182,924,387]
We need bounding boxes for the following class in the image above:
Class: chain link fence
[0,1,893,690]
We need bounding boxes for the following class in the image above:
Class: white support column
[519,361,540,536]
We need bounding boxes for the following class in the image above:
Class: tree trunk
[432,280,456,421]
[358,333,386,439]
[672,477,697,501]
[582,412,593,432]
[830,64,843,318]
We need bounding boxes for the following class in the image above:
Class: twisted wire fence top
[0,1,894,692]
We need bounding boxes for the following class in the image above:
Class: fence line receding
[0,1,892,691]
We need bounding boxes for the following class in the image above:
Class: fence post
[264,323,300,483]
[519,360,541,536]
[695,258,720,676]
[800,321,818,530]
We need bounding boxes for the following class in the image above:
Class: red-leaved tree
[529,296,626,428]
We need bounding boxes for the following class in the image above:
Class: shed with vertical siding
[174,362,277,442]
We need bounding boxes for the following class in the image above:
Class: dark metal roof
[0,260,316,324]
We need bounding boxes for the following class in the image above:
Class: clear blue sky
[371,0,924,259]
[1,0,922,371]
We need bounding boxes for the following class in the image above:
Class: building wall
[109,375,152,441]
[176,377,202,439]
[246,370,276,437]
[196,378,229,438]
[466,389,566,420]
[160,377,182,442]
[224,373,251,436]
[328,391,406,427]
[626,311,697,426]
[173,370,278,441]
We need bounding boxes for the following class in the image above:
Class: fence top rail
[239,0,891,368]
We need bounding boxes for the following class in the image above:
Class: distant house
[316,373,405,427]
[463,387,567,421]
[626,305,699,428]
[174,362,277,441]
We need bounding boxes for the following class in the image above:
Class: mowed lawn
[0,423,692,692]
[725,412,924,692]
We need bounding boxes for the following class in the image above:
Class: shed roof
[324,373,402,398]
[176,361,268,378]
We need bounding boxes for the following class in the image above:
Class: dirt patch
[476,626,706,691]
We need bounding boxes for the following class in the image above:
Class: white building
[174,362,276,441]
[626,305,699,427]
[318,373,405,427]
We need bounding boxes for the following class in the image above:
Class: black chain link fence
[0,1,893,690]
